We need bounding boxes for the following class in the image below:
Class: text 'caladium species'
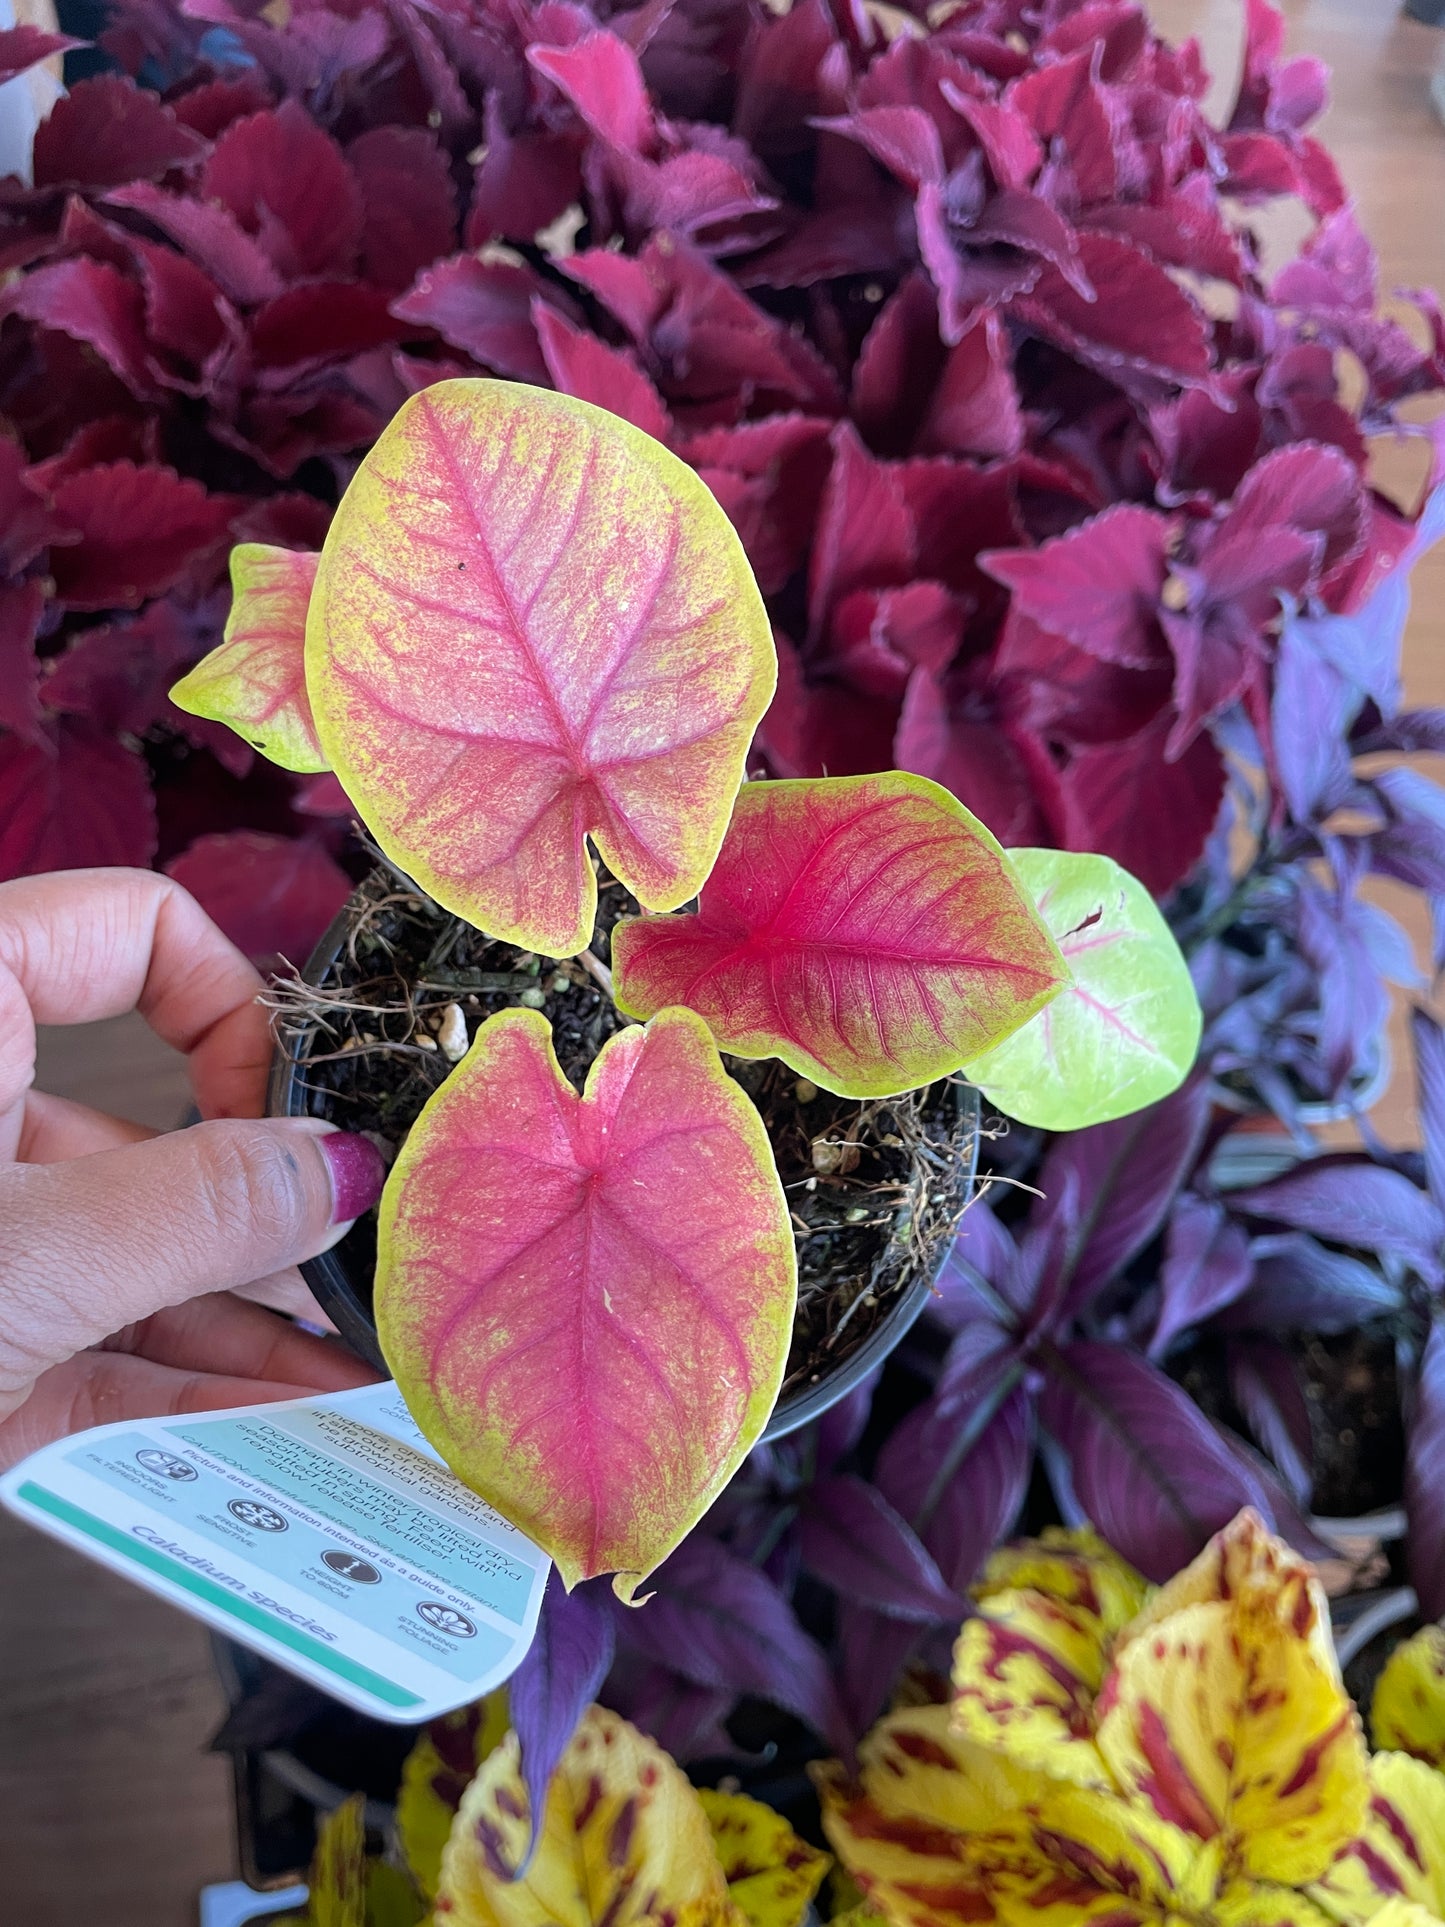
[612,772,1066,1098]
[376,1006,795,1598]
[818,1510,1445,1927]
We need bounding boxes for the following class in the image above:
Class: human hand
[0,868,385,1470]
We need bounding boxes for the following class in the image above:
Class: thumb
[0,1119,384,1402]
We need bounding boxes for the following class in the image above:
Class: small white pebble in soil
[413,1031,438,1051]
[436,1002,469,1061]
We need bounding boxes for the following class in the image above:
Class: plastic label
[0,1380,550,1722]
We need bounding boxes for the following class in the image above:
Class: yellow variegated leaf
[696,1789,828,1927]
[952,1528,1148,1788]
[973,1526,1149,1632]
[1372,1627,1445,1766]
[311,1794,368,1927]
[1111,1511,1336,1683]
[985,1779,1203,1927]
[438,1705,740,1927]
[1096,1584,1368,1885]
[1309,1753,1445,1925]
[398,1694,510,1900]
[366,1860,427,1927]
[1365,1904,1445,1927]
[818,1705,1201,1927]
[1206,1881,1341,1927]
[814,1705,1047,1927]
[857,1704,1050,1837]
[813,1754,1008,1927]
[951,1589,1114,1788]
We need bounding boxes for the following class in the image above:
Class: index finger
[0,869,270,1121]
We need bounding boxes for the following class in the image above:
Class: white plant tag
[0,1380,549,1723]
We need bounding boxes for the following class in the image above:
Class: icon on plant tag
[417,1601,476,1638]
[135,1449,198,1481]
[228,1500,289,1533]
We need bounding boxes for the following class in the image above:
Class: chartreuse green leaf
[305,379,775,957]
[962,850,1200,1129]
[169,543,327,773]
[376,1006,795,1600]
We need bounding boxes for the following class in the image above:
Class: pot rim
[268,876,984,1444]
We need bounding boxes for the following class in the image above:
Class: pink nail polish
[320,1130,387,1224]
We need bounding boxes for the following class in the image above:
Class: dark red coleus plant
[1,0,1441,967]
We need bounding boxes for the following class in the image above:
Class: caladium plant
[173,376,1197,1596]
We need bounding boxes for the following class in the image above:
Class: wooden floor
[2,6,1444,1921]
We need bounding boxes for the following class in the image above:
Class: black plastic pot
[268,884,984,1443]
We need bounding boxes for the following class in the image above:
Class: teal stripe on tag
[18,1482,423,1711]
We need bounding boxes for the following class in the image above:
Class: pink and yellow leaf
[169,543,327,772]
[306,380,775,956]
[612,773,1067,1100]
[376,1006,795,1597]
[962,850,1201,1130]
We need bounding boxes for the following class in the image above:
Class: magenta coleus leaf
[170,544,325,772]
[612,772,1067,1099]
[376,1006,796,1597]
[0,24,79,84]
[165,830,352,968]
[0,719,157,875]
[307,379,775,956]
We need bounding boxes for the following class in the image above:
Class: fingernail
[319,1130,387,1224]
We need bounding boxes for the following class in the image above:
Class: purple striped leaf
[798,1474,963,1623]
[1230,1160,1445,1279]
[1406,1321,1445,1619]
[1221,1231,1400,1332]
[620,1535,850,1753]
[509,1573,615,1862]
[1040,1341,1278,1581]
[1148,1193,1254,1357]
